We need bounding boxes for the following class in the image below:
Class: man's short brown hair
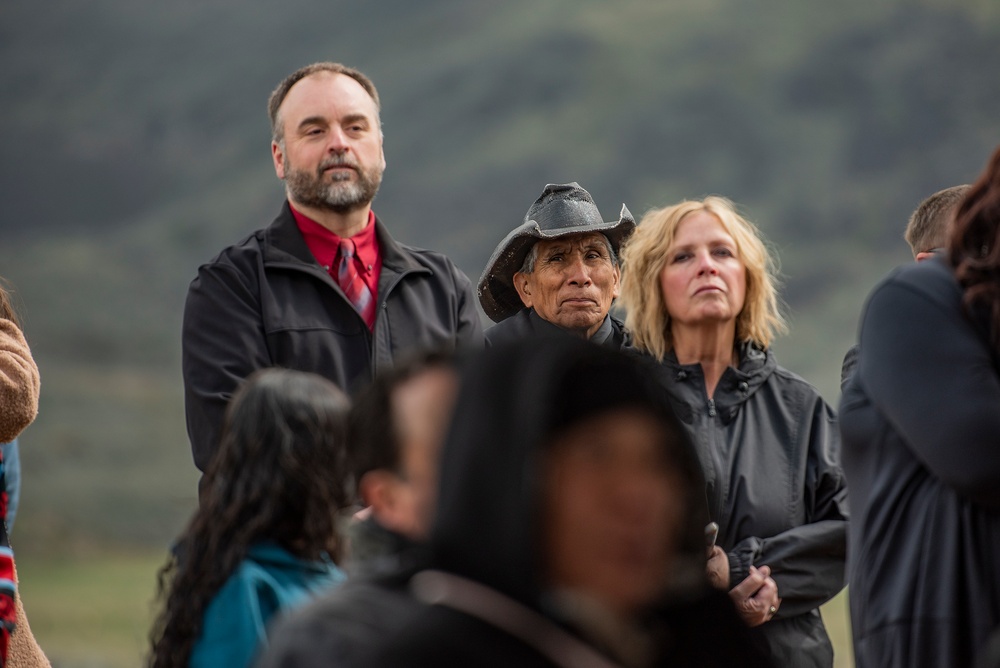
[267,62,380,144]
[904,185,971,256]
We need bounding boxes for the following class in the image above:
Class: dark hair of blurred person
[149,368,351,668]
[840,145,1000,668]
[365,338,770,667]
[951,151,1000,351]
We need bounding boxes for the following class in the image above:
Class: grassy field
[824,589,855,668]
[15,550,855,668]
[17,551,167,668]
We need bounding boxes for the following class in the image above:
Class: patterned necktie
[336,238,376,329]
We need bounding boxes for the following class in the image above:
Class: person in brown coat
[0,304,39,444]
[0,280,50,668]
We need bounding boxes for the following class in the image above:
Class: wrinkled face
[513,233,620,339]
[383,367,459,540]
[542,409,685,617]
[271,72,386,214]
[659,211,747,330]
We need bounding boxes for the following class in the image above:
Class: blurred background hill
[2,0,999,663]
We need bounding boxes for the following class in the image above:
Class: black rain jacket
[652,343,848,668]
[839,257,1000,668]
[182,202,483,472]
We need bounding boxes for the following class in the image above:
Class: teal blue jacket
[190,542,345,668]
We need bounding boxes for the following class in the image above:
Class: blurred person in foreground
[0,279,49,667]
[839,147,1000,667]
[978,631,1000,668]
[478,182,634,348]
[149,369,352,668]
[256,351,459,667]
[182,61,481,483]
[342,350,458,573]
[350,339,770,667]
[840,183,971,388]
[619,197,848,668]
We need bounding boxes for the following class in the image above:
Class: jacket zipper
[369,268,420,378]
[705,396,725,526]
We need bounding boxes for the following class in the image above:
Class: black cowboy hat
[477,182,635,323]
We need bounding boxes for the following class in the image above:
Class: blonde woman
[619,197,847,668]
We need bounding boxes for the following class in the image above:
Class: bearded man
[182,63,481,483]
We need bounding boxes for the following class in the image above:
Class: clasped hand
[707,545,781,627]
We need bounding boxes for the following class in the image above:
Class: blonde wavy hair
[619,196,786,360]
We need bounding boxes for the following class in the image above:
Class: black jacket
[652,343,848,668]
[182,202,483,471]
[839,257,1000,668]
[370,584,767,668]
[484,308,631,350]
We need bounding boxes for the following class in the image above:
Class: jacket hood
[663,342,775,425]
[429,338,707,611]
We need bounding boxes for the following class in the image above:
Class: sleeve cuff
[728,550,751,589]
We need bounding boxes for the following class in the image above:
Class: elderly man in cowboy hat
[478,182,635,348]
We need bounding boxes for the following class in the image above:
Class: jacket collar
[247,541,339,575]
[523,309,627,347]
[262,201,430,279]
[665,341,774,423]
[262,201,322,267]
[376,218,430,278]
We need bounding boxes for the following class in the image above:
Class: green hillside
[2,0,999,557]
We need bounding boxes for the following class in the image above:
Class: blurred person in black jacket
[840,147,1000,667]
[342,350,458,573]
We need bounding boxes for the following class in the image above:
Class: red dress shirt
[291,205,383,324]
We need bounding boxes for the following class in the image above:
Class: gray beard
[284,155,382,214]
